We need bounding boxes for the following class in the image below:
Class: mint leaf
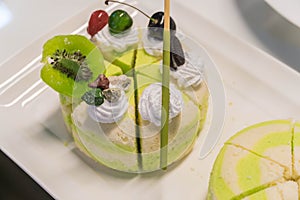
[81,88,104,106]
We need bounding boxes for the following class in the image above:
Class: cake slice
[208,120,297,200]
[208,144,287,199]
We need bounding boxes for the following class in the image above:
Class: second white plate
[265,0,300,28]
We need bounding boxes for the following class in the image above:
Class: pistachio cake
[40,1,210,173]
[208,120,300,199]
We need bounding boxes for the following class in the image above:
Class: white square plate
[1,1,300,199]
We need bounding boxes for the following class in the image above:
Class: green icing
[135,49,162,67]
[104,61,123,76]
[111,59,132,74]
[107,48,161,75]
[136,63,161,82]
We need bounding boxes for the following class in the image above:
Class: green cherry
[108,10,133,34]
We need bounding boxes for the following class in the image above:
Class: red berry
[87,10,109,37]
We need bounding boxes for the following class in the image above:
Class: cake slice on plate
[208,120,300,199]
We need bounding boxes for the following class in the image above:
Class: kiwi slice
[41,35,105,98]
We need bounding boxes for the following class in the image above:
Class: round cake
[208,119,300,199]
[40,2,210,173]
[70,49,209,172]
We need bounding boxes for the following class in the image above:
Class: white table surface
[1,0,300,71]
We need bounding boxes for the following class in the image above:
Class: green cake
[68,49,209,172]
[40,2,210,173]
[208,120,300,199]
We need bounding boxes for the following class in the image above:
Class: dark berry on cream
[147,11,176,41]
[88,74,110,90]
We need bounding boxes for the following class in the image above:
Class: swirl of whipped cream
[139,83,183,126]
[95,25,139,53]
[166,52,204,88]
[88,90,128,123]
[142,31,163,57]
[142,28,186,57]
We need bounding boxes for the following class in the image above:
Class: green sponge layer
[208,119,300,200]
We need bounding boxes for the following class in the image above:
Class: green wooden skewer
[160,0,171,170]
